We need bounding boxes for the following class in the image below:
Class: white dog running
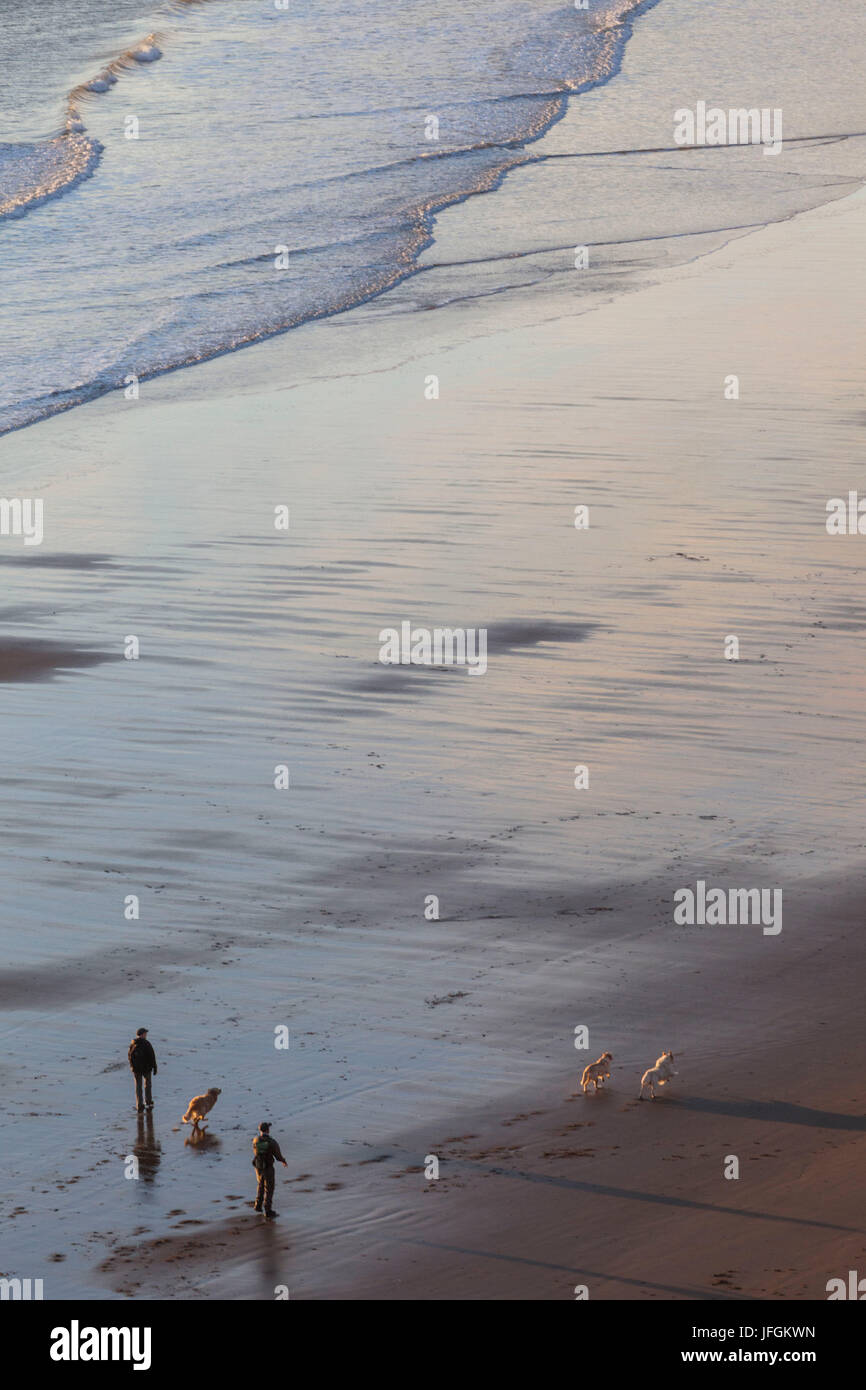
[639,1050,678,1100]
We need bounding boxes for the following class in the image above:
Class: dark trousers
[133,1070,153,1110]
[255,1164,275,1212]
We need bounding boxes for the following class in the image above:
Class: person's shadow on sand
[674,1096,866,1130]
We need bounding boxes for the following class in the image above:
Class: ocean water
[0,0,661,436]
[2,0,865,438]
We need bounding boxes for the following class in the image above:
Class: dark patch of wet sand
[0,636,109,682]
[0,938,239,1010]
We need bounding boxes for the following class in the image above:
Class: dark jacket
[128,1038,157,1075]
[252,1133,285,1168]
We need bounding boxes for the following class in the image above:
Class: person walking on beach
[128,1027,157,1113]
[252,1121,287,1219]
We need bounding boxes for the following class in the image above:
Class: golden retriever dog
[181,1087,222,1128]
[580,1052,612,1094]
[639,1051,678,1100]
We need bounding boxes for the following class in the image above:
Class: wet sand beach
[1,179,864,1299]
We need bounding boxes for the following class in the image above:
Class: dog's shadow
[675,1095,866,1130]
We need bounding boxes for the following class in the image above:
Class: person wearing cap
[127,1027,158,1113]
[251,1121,287,1219]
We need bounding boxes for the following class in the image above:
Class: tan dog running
[580,1052,612,1094]
[181,1087,222,1129]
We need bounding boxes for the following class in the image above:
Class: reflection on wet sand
[184,1127,221,1153]
[132,1111,161,1182]
[257,1220,284,1300]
